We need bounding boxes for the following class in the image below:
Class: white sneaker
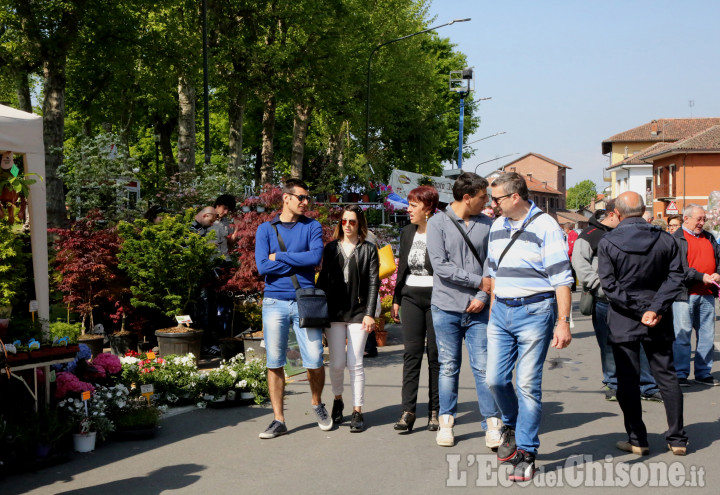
[313,403,333,431]
[485,416,504,449]
[436,414,455,447]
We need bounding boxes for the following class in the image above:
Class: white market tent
[0,104,50,328]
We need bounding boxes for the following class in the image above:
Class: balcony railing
[654,184,674,199]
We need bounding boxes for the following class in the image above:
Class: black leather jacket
[317,239,380,319]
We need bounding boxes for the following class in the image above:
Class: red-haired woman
[392,185,440,432]
[317,205,380,433]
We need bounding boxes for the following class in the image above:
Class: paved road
[2,293,719,494]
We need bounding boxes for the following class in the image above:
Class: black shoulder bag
[273,225,330,328]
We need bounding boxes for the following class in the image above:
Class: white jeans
[327,322,370,407]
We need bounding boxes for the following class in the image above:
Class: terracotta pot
[362,194,370,202]
[375,330,388,347]
[329,194,339,203]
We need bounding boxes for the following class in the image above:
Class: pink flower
[55,371,95,399]
[92,353,122,374]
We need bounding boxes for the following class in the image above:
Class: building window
[669,164,675,196]
[656,167,662,185]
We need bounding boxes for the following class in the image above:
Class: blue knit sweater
[255,214,324,300]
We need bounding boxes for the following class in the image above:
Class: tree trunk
[177,73,196,175]
[290,104,311,179]
[227,83,247,181]
[260,95,276,184]
[157,118,177,177]
[42,58,68,228]
[14,71,32,113]
[254,146,262,188]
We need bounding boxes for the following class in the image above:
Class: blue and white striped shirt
[486,201,573,298]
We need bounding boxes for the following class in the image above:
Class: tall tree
[566,179,598,210]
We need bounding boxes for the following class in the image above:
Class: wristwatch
[557,315,571,322]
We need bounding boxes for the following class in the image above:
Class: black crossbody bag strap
[497,212,543,268]
[272,225,301,290]
[444,211,483,265]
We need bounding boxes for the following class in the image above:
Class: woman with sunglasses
[392,186,440,433]
[317,205,380,432]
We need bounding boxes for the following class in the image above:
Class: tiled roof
[555,210,588,223]
[608,142,673,169]
[525,175,561,195]
[643,125,720,158]
[602,118,720,154]
[503,152,571,169]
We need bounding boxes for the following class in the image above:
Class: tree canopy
[1,0,479,225]
[566,179,598,210]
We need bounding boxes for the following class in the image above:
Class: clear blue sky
[427,0,720,191]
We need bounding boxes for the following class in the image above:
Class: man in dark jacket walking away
[598,192,688,456]
[572,200,661,402]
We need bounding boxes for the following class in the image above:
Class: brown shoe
[616,440,649,455]
[668,443,687,456]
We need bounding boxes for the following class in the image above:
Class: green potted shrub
[114,401,161,440]
[117,211,218,357]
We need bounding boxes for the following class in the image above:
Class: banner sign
[389,169,455,204]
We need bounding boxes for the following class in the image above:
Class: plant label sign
[175,315,192,326]
[146,351,156,360]
[29,300,38,312]
[82,390,91,401]
[140,384,154,395]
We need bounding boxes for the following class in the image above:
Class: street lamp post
[473,153,519,174]
[364,18,471,163]
[452,131,507,165]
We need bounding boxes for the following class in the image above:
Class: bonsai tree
[117,211,218,323]
[50,213,124,336]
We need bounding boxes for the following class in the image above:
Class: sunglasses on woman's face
[341,219,357,226]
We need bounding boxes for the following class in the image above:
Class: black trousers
[400,286,439,414]
[611,338,687,447]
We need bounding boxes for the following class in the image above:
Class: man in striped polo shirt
[485,172,573,482]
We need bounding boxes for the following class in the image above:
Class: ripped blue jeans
[431,305,500,430]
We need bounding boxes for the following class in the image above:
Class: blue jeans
[431,305,499,430]
[594,301,658,395]
[486,298,555,454]
[673,295,716,380]
[262,298,324,369]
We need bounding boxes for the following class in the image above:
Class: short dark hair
[667,214,682,225]
[144,204,167,221]
[452,172,489,201]
[214,194,236,212]
[408,186,439,213]
[333,205,368,243]
[490,172,529,201]
[284,178,309,194]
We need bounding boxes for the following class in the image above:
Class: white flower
[245,347,254,352]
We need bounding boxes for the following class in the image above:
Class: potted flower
[114,400,161,440]
[57,392,115,452]
[117,212,218,358]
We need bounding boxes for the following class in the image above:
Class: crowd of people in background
[160,172,717,483]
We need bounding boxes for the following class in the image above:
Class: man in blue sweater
[255,179,331,438]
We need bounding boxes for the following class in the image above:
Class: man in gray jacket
[572,199,662,402]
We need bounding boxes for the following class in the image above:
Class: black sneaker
[695,376,720,386]
[496,425,516,462]
[641,391,663,402]
[259,420,288,439]
[331,398,344,425]
[508,449,536,482]
[678,377,691,387]
[604,386,617,401]
[350,411,364,432]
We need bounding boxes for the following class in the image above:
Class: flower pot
[368,190,379,202]
[362,194,370,202]
[241,205,251,212]
[36,443,52,458]
[255,206,266,212]
[375,330,388,347]
[108,332,138,356]
[240,391,254,400]
[73,431,97,453]
[78,335,104,358]
[241,335,265,361]
[329,194,339,203]
[155,327,203,358]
